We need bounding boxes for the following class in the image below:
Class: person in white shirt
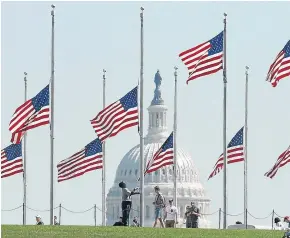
[163,199,178,228]
[274,217,283,230]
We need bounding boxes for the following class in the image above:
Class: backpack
[155,194,166,208]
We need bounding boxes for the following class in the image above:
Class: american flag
[266,40,290,87]
[264,145,290,179]
[145,132,174,175]
[9,85,50,144]
[1,142,23,179]
[179,31,223,84]
[57,138,103,182]
[90,86,138,142]
[208,127,244,180]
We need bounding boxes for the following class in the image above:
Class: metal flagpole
[244,66,249,226]
[50,4,55,225]
[222,12,228,230]
[102,69,106,226]
[173,67,178,208]
[139,6,145,227]
[23,72,28,225]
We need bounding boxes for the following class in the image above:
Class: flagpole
[173,67,178,210]
[244,66,249,226]
[139,6,145,227]
[222,12,228,229]
[23,72,28,225]
[102,69,106,226]
[50,4,55,225]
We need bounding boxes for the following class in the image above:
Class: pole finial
[51,4,55,16]
[245,66,249,75]
[140,7,144,19]
[223,13,227,24]
[24,72,27,82]
[103,69,106,80]
[174,66,178,77]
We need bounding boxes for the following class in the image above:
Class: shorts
[165,220,175,228]
[155,207,163,220]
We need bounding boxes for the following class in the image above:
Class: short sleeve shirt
[165,205,177,221]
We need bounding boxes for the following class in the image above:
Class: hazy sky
[1,1,290,227]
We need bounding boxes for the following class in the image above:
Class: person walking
[164,199,178,228]
[152,186,165,228]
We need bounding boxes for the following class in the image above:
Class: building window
[124,170,127,176]
[121,170,123,176]
[146,205,150,218]
[164,112,166,126]
[135,169,138,176]
[155,170,158,175]
[129,170,132,175]
[162,169,166,175]
[156,113,159,127]
[169,169,172,175]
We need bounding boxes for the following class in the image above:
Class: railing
[1,204,286,228]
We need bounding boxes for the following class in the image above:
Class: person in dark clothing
[184,206,191,228]
[119,181,140,226]
[185,202,200,228]
[35,215,44,225]
[113,217,124,226]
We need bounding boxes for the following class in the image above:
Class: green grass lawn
[1,225,285,238]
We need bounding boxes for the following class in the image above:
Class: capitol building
[106,71,211,227]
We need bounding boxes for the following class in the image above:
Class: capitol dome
[106,70,211,227]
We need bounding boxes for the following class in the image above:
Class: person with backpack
[152,186,165,228]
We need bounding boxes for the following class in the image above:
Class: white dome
[114,142,206,197]
[106,71,211,227]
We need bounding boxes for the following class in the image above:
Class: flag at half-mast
[264,145,290,179]
[1,142,23,179]
[208,127,244,180]
[57,138,103,182]
[90,86,138,142]
[179,31,224,84]
[9,85,50,144]
[266,40,290,87]
[144,132,174,175]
